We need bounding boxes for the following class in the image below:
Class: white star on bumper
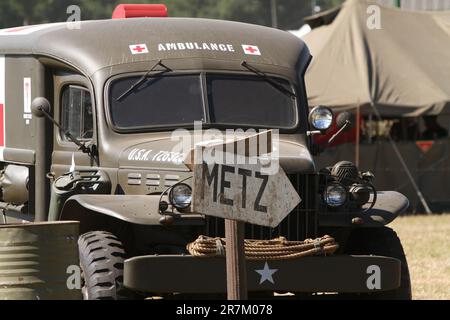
[255,262,278,285]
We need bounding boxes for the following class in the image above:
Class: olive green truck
[0,4,411,299]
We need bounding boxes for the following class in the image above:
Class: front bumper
[320,191,410,227]
[124,254,400,294]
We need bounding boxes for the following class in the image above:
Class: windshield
[110,75,204,128]
[108,74,298,131]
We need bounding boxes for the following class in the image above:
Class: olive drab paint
[0,15,408,297]
[0,221,81,300]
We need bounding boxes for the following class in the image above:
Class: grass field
[390,214,450,300]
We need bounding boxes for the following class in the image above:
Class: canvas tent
[302,0,450,213]
[303,0,450,117]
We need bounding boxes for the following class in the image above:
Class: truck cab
[0,5,410,299]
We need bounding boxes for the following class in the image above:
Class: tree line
[0,0,344,30]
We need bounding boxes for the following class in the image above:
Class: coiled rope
[187,235,339,261]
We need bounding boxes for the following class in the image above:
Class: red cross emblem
[242,44,261,56]
[129,44,149,55]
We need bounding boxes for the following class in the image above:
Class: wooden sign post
[225,220,247,300]
[188,131,301,300]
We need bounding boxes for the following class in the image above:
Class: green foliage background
[0,0,345,29]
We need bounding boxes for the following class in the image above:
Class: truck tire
[344,227,412,300]
[78,231,125,300]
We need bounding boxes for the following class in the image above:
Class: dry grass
[390,214,450,300]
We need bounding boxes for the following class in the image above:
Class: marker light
[169,183,192,210]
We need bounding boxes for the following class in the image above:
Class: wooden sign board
[191,132,301,228]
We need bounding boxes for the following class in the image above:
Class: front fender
[60,195,205,227]
[319,191,409,228]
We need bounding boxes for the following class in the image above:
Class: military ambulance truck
[0,4,411,299]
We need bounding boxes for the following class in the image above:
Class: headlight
[324,183,347,208]
[169,183,192,210]
[309,106,334,131]
[349,185,371,206]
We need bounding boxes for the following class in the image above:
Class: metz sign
[192,132,301,228]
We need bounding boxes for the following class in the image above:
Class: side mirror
[328,111,355,145]
[31,97,51,118]
[336,111,354,131]
[309,106,334,132]
[30,97,98,165]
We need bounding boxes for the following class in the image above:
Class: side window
[61,85,93,141]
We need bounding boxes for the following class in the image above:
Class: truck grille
[204,174,318,241]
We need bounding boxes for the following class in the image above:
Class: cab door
[51,72,97,177]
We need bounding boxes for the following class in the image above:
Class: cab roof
[0,18,310,78]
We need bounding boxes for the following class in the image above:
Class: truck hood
[119,133,315,174]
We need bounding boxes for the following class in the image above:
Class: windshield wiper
[116,60,172,101]
[241,61,296,99]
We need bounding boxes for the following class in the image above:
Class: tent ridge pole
[369,102,432,215]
